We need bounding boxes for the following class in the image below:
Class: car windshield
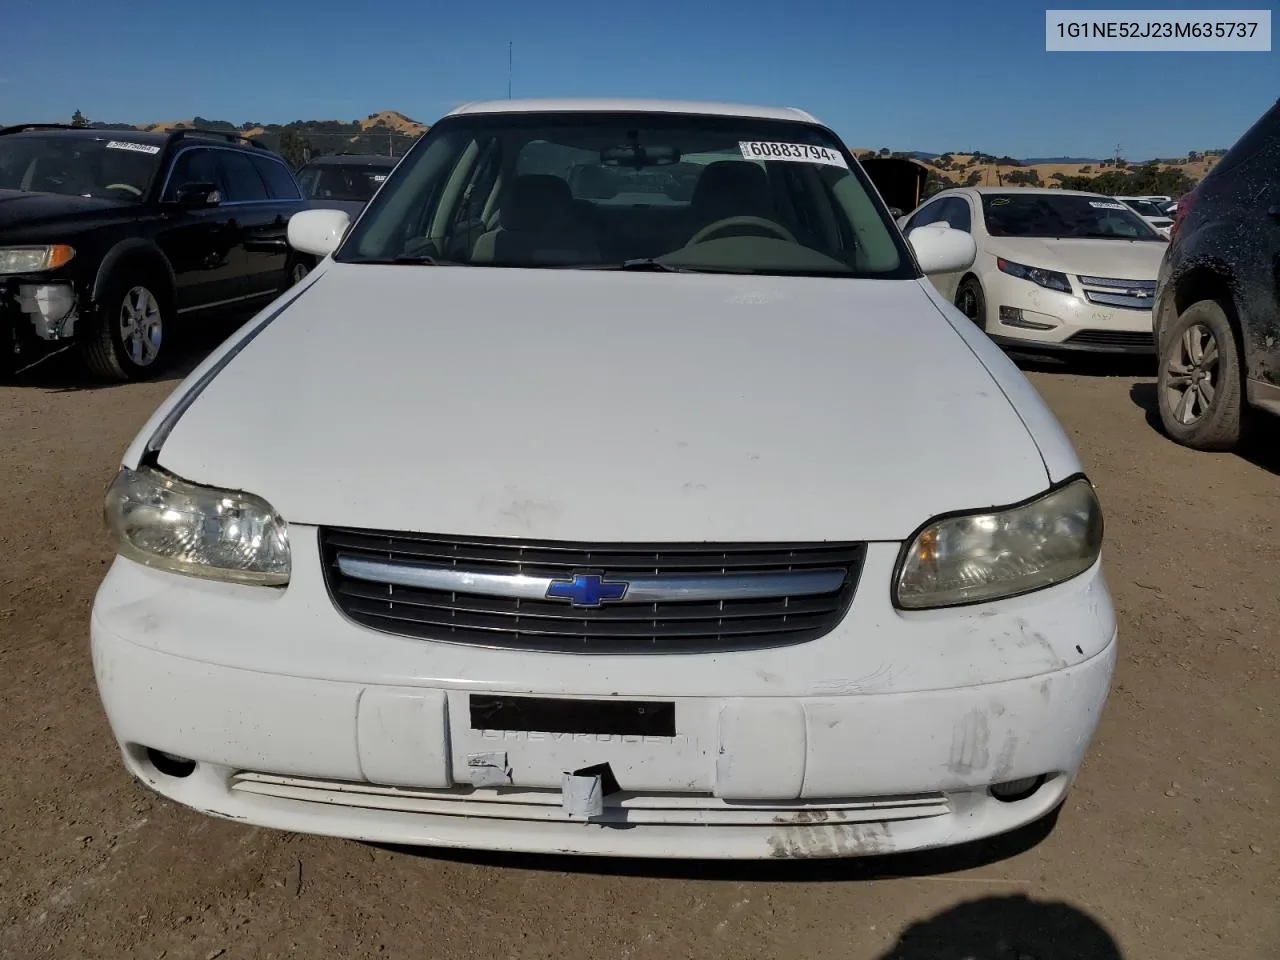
[336,112,913,278]
[297,161,393,202]
[0,134,161,202]
[981,192,1163,241]
[1121,198,1167,218]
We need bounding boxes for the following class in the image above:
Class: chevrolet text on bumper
[91,99,1117,859]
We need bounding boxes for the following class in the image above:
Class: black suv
[1153,98,1280,451]
[0,125,312,381]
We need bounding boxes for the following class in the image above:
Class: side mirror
[907,224,977,275]
[287,208,351,258]
[174,182,220,209]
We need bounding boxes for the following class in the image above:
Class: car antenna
[508,41,513,99]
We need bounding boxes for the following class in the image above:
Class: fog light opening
[998,306,1055,331]
[989,774,1047,803]
[146,748,197,779]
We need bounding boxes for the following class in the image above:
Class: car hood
[0,189,131,234]
[985,236,1167,280]
[153,265,1053,542]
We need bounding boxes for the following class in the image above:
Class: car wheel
[955,277,986,330]
[1156,299,1244,451]
[80,272,169,382]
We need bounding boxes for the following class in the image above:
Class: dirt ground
[1,320,1276,960]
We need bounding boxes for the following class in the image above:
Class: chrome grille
[1077,275,1157,310]
[320,528,865,653]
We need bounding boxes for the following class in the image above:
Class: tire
[79,270,170,382]
[1156,298,1244,451]
[955,276,987,330]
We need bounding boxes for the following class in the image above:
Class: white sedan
[899,187,1168,354]
[92,99,1116,860]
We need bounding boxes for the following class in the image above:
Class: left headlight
[104,465,290,586]
[895,477,1102,610]
[0,245,75,274]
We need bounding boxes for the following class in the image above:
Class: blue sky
[2,0,1275,159]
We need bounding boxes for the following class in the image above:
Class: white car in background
[1115,196,1174,237]
[900,187,1168,354]
[91,99,1115,860]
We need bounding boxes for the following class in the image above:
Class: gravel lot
[1,318,1276,960]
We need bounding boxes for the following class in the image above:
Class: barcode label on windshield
[739,141,849,168]
[1089,200,1127,209]
[105,141,160,154]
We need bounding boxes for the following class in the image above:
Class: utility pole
[1114,142,1122,167]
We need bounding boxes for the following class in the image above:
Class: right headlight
[895,477,1103,610]
[996,257,1072,294]
[104,465,290,586]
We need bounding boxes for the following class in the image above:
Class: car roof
[445,98,822,124]
[966,186,1116,198]
[1,126,168,144]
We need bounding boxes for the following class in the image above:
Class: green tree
[70,109,88,128]
[277,129,312,169]
[1006,168,1042,186]
[923,171,958,198]
[964,171,983,187]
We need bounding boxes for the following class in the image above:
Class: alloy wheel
[118,286,163,367]
[1164,322,1219,425]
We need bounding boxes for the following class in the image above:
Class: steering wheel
[105,183,142,197]
[686,216,796,247]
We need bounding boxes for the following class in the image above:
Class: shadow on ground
[8,311,254,393]
[376,803,1062,882]
[1011,351,1155,379]
[874,894,1122,960]
[1129,381,1280,475]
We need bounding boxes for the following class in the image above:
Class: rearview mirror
[287,208,351,258]
[174,182,220,209]
[907,224,976,275]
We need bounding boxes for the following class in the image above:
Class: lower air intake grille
[1064,329,1155,350]
[320,528,865,653]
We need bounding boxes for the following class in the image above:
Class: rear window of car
[252,155,302,200]
[217,151,268,202]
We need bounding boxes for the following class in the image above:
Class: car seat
[471,174,600,265]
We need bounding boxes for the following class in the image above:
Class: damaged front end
[1,275,82,375]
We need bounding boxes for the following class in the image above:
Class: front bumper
[91,537,1118,859]
[983,270,1155,354]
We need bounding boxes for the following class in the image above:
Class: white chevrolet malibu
[92,99,1116,860]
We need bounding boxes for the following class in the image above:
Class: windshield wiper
[572,258,689,272]
[354,254,466,266]
[573,259,762,275]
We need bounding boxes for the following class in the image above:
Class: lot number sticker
[1088,200,1127,210]
[105,141,161,155]
[739,141,849,168]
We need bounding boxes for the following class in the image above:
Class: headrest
[504,174,574,232]
[690,161,772,221]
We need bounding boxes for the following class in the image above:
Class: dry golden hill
[851,148,1218,189]
[137,111,429,140]
[358,110,428,136]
